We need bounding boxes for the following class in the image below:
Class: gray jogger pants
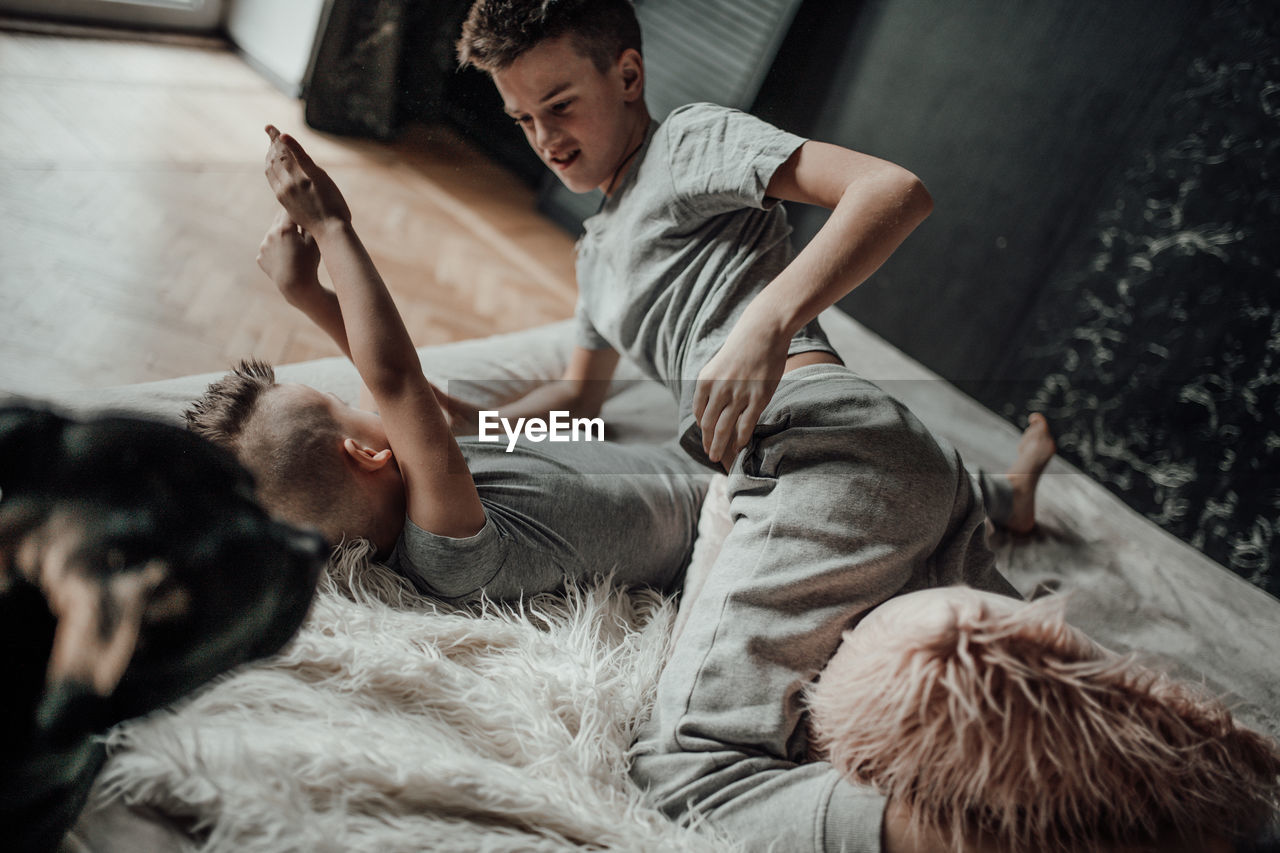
[632,365,1019,852]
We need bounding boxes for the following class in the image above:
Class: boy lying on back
[185,127,709,604]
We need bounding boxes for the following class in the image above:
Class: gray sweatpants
[633,365,1019,852]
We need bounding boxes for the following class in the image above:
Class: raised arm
[694,141,933,464]
[752,141,932,340]
[257,208,350,358]
[263,126,485,538]
[256,208,483,431]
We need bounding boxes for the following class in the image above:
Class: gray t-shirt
[575,103,837,466]
[389,439,708,603]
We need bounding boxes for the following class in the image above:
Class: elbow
[360,358,419,399]
[900,171,933,224]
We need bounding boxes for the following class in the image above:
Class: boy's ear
[617,48,644,101]
[342,438,393,473]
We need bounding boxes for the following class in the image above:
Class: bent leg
[633,371,1015,852]
[975,468,1015,527]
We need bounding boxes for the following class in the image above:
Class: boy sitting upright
[185,126,708,604]
[454,2,1048,850]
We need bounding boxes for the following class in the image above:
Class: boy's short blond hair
[456,0,642,73]
[184,360,368,545]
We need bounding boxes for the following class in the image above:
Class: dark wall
[784,0,1202,382]
[767,0,1279,593]
[1000,1,1280,592]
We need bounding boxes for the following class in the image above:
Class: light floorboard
[0,26,577,397]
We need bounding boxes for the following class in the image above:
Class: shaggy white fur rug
[87,537,736,852]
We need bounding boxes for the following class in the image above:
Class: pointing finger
[278,133,320,175]
[265,124,281,142]
[264,138,291,183]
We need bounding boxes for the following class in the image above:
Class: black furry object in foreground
[0,405,329,853]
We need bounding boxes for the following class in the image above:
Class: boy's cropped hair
[185,359,361,543]
[456,0,642,73]
[184,358,276,448]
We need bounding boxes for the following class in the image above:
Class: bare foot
[1000,413,1056,534]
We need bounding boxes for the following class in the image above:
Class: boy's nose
[533,120,560,152]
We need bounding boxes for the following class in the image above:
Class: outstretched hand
[257,208,322,304]
[693,319,790,467]
[263,125,351,234]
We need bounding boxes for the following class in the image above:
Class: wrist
[311,218,354,245]
[279,275,322,304]
[738,295,798,348]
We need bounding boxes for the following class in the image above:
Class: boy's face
[492,34,644,195]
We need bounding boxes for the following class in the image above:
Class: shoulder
[657,102,806,178]
[663,101,734,125]
[662,102,760,141]
[661,102,797,144]
[655,104,807,211]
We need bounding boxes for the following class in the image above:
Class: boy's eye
[551,100,571,114]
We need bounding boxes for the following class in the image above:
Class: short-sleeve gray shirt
[574,103,837,465]
[389,439,708,603]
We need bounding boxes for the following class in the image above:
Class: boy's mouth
[548,150,580,170]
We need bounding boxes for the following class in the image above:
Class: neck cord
[598,133,647,212]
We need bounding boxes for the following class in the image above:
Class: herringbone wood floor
[0,27,577,397]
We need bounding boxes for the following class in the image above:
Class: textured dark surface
[990,0,1280,594]
[795,0,1203,382]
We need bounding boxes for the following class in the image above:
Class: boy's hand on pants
[263,125,352,235]
[694,316,790,465]
[257,208,322,304]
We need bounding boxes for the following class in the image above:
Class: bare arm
[508,345,620,419]
[257,209,481,430]
[254,204,607,432]
[444,344,620,433]
[694,140,933,464]
[755,141,933,340]
[747,140,931,340]
[257,209,351,359]
[263,126,485,538]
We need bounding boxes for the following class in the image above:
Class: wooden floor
[0,26,578,397]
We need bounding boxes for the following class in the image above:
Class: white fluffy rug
[87,538,735,852]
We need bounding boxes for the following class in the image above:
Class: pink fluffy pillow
[807,588,1280,852]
